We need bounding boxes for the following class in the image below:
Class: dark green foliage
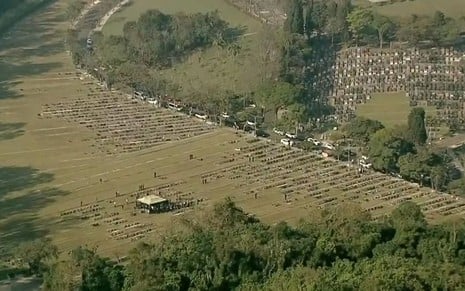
[368,127,415,172]
[119,9,235,68]
[407,107,428,146]
[285,0,304,34]
[26,199,465,291]
[398,149,450,189]
[15,238,58,276]
[343,7,462,47]
[344,117,384,145]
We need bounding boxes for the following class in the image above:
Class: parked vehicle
[281,138,294,147]
[194,113,208,120]
[273,128,285,136]
[168,102,183,111]
[359,159,372,169]
[285,132,297,139]
[307,137,321,146]
[322,142,335,150]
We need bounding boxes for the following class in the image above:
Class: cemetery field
[3,0,465,262]
[102,0,268,96]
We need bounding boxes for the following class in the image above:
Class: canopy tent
[136,195,169,213]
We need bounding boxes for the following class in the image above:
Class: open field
[3,0,465,261]
[356,91,440,127]
[356,92,410,126]
[353,0,465,18]
[102,0,267,96]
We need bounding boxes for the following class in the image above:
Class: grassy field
[1,0,464,262]
[356,91,441,128]
[102,0,268,96]
[354,0,465,18]
[356,92,410,127]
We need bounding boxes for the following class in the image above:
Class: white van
[307,138,321,146]
[285,132,297,139]
[281,138,294,147]
[273,128,285,136]
[195,113,208,120]
[147,99,158,106]
[168,102,183,111]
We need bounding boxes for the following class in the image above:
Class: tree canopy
[344,116,384,145]
[407,107,428,146]
[15,199,465,291]
[368,126,414,173]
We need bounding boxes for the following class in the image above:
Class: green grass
[356,91,441,129]
[353,0,465,18]
[103,0,268,96]
[356,92,410,127]
[103,0,260,36]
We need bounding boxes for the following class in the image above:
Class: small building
[136,195,169,213]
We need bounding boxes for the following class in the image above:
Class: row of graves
[202,136,465,220]
[39,80,214,154]
[55,135,465,247]
[59,181,203,243]
[330,47,465,125]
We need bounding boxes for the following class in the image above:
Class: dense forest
[341,109,457,191]
[11,199,465,290]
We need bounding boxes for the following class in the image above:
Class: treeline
[0,0,55,34]
[67,8,292,128]
[343,108,458,191]
[67,9,243,90]
[88,9,237,68]
[285,0,465,48]
[11,199,465,290]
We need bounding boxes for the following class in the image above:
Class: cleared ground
[102,0,269,96]
[1,0,465,262]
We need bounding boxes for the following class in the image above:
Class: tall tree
[285,0,304,34]
[344,116,384,145]
[368,127,414,172]
[346,8,373,45]
[407,107,428,146]
[372,13,395,48]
